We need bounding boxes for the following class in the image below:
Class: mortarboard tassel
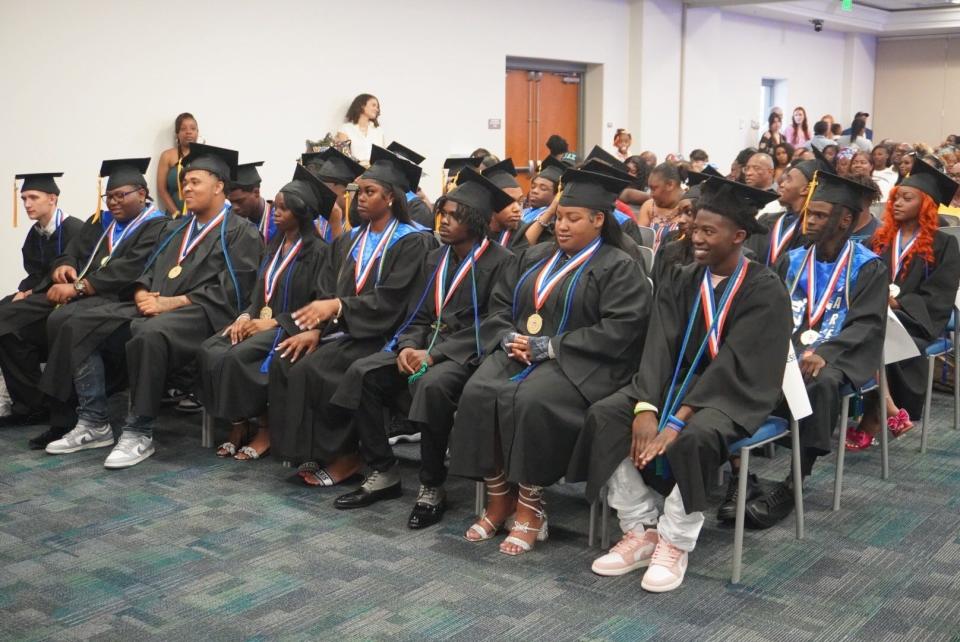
[175,157,185,218]
[91,176,102,224]
[343,189,353,232]
[801,170,819,236]
[12,178,18,228]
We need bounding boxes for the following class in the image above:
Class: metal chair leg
[833,395,850,511]
[717,462,725,487]
[731,446,751,584]
[588,499,597,548]
[790,419,804,540]
[764,442,776,459]
[201,409,213,448]
[474,481,484,515]
[878,368,890,480]
[921,355,935,453]
[954,333,959,430]
[600,485,611,549]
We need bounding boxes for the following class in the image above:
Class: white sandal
[216,442,237,458]
[303,468,335,487]
[500,485,549,556]
[235,445,268,461]
[465,474,515,542]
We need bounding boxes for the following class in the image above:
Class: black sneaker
[716,473,760,522]
[744,481,795,530]
[28,425,69,450]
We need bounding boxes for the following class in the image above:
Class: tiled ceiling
[857,0,960,10]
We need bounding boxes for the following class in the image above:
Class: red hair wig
[872,186,938,274]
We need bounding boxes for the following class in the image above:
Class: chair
[920,334,956,453]
[638,246,655,275]
[834,376,887,511]
[636,225,655,249]
[201,409,214,448]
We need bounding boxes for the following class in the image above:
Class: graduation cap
[362,145,422,193]
[99,158,149,191]
[810,145,835,170]
[445,167,514,217]
[279,165,337,220]
[482,158,520,190]
[313,148,364,185]
[537,156,567,185]
[584,145,629,173]
[443,157,483,174]
[558,169,629,213]
[386,141,425,165]
[181,143,239,181]
[16,172,62,195]
[686,166,724,187]
[792,159,819,182]
[581,158,633,184]
[301,151,325,168]
[232,161,264,189]
[901,155,959,206]
[697,176,777,236]
[808,171,878,213]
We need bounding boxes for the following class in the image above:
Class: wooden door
[505,68,581,192]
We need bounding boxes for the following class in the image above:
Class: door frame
[506,56,587,159]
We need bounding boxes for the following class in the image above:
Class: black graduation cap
[362,145,422,193]
[445,167,514,217]
[386,141,426,165]
[443,156,483,174]
[584,145,629,173]
[232,161,264,189]
[482,158,519,190]
[181,143,239,181]
[901,156,959,206]
[792,159,819,182]
[16,172,62,195]
[810,145,835,171]
[697,176,777,235]
[558,169,629,213]
[280,165,337,220]
[686,166,723,187]
[581,158,633,184]
[99,158,149,191]
[537,156,567,185]
[808,171,878,213]
[301,152,324,167]
[313,148,364,185]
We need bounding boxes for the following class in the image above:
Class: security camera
[811,19,824,32]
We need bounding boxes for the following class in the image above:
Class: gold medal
[889,284,900,298]
[168,265,182,279]
[800,329,820,346]
[526,313,543,334]
[259,306,273,320]
[100,256,110,267]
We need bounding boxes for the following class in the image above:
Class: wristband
[665,414,686,433]
[633,401,658,416]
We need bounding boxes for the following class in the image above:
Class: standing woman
[336,94,384,166]
[197,167,335,460]
[448,168,652,556]
[783,106,811,148]
[637,163,685,251]
[772,142,795,184]
[156,113,199,216]
[758,112,783,154]
[268,146,433,486]
[846,159,960,449]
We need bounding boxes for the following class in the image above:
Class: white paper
[782,341,813,419]
[954,286,960,312]
[884,309,921,365]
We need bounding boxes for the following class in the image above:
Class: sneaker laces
[115,433,142,452]
[650,538,683,567]
[611,530,643,555]
[361,470,384,490]
[764,482,793,507]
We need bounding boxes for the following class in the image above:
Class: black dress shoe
[716,473,760,522]
[0,410,50,428]
[28,425,68,450]
[744,481,795,529]
[334,481,402,509]
[408,486,447,529]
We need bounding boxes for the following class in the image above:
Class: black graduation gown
[407,197,435,230]
[487,223,534,255]
[447,242,652,486]
[881,231,960,418]
[39,211,263,418]
[773,249,888,452]
[17,214,85,292]
[197,234,329,420]
[651,237,694,286]
[268,224,434,463]
[620,216,645,246]
[568,261,793,511]
[745,210,809,267]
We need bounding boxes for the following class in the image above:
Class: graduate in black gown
[0,172,83,429]
[483,159,533,254]
[227,161,274,240]
[568,177,791,592]
[581,146,647,246]
[846,158,960,449]
[330,168,515,528]
[747,171,888,526]
[268,145,434,487]
[306,147,364,242]
[387,141,436,230]
[448,168,652,556]
[197,166,335,461]
[41,144,263,469]
[651,173,712,286]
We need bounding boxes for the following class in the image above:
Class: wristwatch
[74,279,87,296]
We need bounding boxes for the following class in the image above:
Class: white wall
[0,0,630,292]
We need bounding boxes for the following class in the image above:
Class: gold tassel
[801,170,819,235]
[175,157,185,218]
[91,176,102,224]
[343,189,353,232]
[12,178,18,228]
[441,168,447,197]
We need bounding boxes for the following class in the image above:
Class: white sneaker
[46,422,114,454]
[641,536,689,593]
[103,432,154,469]
[591,529,659,576]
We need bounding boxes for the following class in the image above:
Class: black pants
[0,318,46,415]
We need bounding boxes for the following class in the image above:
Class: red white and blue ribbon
[533,236,603,311]
[699,260,749,358]
[497,229,512,247]
[805,241,853,330]
[353,218,399,294]
[177,204,228,266]
[435,238,490,314]
[106,204,160,255]
[652,222,678,253]
[259,200,273,243]
[768,213,797,265]
[891,228,918,282]
[263,238,302,307]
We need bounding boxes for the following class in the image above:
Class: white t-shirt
[338,121,384,165]
[872,166,898,203]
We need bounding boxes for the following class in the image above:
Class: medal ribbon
[891,228,918,282]
[435,239,490,315]
[768,214,797,265]
[176,205,228,266]
[532,237,602,311]
[106,204,160,255]
[263,239,303,307]
[805,241,853,330]
[699,262,749,359]
[652,222,677,253]
[498,229,511,247]
[353,218,399,294]
[259,200,273,243]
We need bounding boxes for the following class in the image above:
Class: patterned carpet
[2,392,960,642]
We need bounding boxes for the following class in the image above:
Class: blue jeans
[75,352,157,436]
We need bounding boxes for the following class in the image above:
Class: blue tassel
[259,351,273,374]
[509,363,538,382]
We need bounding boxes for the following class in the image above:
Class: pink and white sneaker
[591,529,659,576]
[641,536,688,593]
[888,408,914,438]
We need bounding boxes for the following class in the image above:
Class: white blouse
[338,121,384,165]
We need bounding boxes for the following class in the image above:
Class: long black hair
[278,191,319,236]
[434,196,487,241]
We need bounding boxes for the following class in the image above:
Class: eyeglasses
[102,189,139,203]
